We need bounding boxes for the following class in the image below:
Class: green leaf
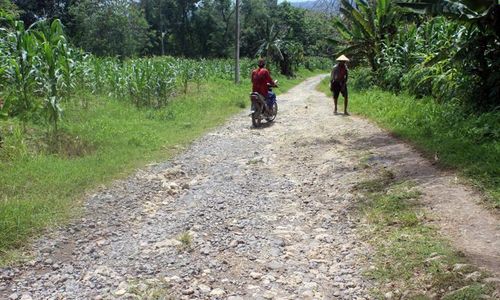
[333,19,354,40]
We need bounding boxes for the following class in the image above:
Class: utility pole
[235,0,240,84]
[159,0,165,56]
[161,32,165,56]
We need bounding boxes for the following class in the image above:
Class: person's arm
[265,69,276,86]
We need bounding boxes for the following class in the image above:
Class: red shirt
[251,67,274,97]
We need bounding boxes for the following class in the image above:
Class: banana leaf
[395,0,493,20]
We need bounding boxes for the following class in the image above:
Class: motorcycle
[249,81,278,128]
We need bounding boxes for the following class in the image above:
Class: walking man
[330,55,350,115]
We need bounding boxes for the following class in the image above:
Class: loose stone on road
[1,75,498,299]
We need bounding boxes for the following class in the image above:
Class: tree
[13,0,73,27]
[332,0,400,71]
[278,41,304,76]
[271,3,335,57]
[69,0,151,57]
[192,0,235,57]
[140,0,201,56]
[396,1,499,37]
[256,21,286,62]
[240,0,270,57]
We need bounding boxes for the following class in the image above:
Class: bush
[303,56,332,71]
[400,65,434,98]
[379,64,404,93]
[349,67,377,92]
[373,16,498,111]
[401,62,475,104]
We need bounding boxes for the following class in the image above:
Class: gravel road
[1,75,498,299]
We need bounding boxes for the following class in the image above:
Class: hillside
[289,0,340,14]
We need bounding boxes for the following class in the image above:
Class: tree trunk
[368,51,377,72]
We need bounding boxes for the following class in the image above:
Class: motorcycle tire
[266,102,278,122]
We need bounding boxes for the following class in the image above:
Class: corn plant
[178,59,196,94]
[1,19,39,129]
[378,17,474,101]
[0,16,77,138]
[33,19,73,135]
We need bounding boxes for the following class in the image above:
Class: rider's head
[258,59,266,68]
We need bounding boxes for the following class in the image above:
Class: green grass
[318,77,500,208]
[177,231,193,251]
[353,171,495,299]
[125,278,171,299]
[0,69,321,262]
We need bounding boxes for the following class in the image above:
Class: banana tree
[256,22,286,67]
[396,1,499,36]
[332,0,401,71]
[396,0,496,18]
[396,0,500,109]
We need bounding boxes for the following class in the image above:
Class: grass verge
[317,77,499,208]
[353,168,497,299]
[0,69,322,264]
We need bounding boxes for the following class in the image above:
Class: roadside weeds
[352,166,498,299]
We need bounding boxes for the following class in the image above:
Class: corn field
[0,17,330,135]
[74,56,256,108]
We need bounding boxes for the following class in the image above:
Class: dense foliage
[333,0,499,111]
[395,0,500,110]
[332,0,401,70]
[0,15,330,136]
[10,0,334,61]
[69,0,151,58]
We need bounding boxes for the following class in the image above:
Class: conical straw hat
[336,54,350,62]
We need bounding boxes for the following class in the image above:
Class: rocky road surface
[1,75,498,299]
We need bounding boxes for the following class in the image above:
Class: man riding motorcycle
[251,59,276,114]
